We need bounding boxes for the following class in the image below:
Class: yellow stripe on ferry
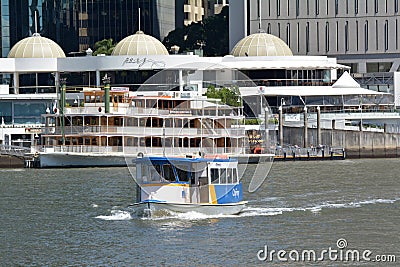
[209,185,218,204]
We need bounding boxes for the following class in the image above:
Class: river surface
[0,158,399,266]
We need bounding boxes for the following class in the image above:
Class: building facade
[183,0,205,26]
[230,0,400,95]
[77,0,179,51]
[1,1,197,57]
[204,0,229,17]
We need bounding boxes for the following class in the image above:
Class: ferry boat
[130,155,247,216]
[36,86,249,167]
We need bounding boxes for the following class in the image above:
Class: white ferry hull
[39,152,128,168]
[131,201,248,217]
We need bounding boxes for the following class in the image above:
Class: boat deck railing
[274,145,345,160]
[0,145,31,158]
[63,106,241,117]
[34,145,247,156]
[40,126,247,137]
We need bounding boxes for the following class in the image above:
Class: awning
[216,60,350,70]
[239,86,387,97]
[173,58,350,71]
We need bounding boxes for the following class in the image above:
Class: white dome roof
[112,31,168,56]
[8,33,65,58]
[231,32,293,57]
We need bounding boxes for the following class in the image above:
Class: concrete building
[229,0,400,105]
[204,0,229,17]
[184,0,205,26]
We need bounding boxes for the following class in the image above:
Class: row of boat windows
[141,164,193,183]
[211,168,238,184]
[140,164,238,185]
[50,136,239,147]
[84,95,191,110]
[60,117,231,128]
[126,137,236,148]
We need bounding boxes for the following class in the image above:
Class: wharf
[273,146,346,161]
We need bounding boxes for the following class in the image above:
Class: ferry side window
[211,168,219,184]
[163,164,175,182]
[227,168,232,184]
[150,165,162,182]
[141,165,148,183]
[233,168,238,183]
[220,169,227,184]
[176,165,189,183]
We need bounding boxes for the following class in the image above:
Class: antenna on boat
[34,10,39,35]
[138,8,141,32]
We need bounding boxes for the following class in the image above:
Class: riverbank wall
[0,155,24,168]
[283,127,400,158]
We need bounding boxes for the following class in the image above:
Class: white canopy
[239,86,387,97]
[218,60,349,70]
[332,71,361,88]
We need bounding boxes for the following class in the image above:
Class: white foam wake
[95,197,399,221]
[307,198,399,213]
[96,210,132,221]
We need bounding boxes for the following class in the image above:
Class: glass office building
[78,0,177,51]
[1,1,181,56]
[0,0,78,57]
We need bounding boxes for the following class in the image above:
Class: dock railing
[274,145,345,160]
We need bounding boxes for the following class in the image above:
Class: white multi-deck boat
[36,87,250,167]
[130,155,247,217]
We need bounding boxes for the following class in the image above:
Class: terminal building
[0,27,392,149]
[229,0,400,106]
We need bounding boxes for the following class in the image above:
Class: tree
[205,86,241,107]
[162,6,229,56]
[203,6,229,56]
[93,38,115,56]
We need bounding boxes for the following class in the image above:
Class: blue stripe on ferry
[213,183,243,204]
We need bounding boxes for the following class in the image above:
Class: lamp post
[317,106,321,146]
[358,105,363,131]
[264,107,269,153]
[60,78,67,146]
[102,74,111,114]
[1,117,4,146]
[279,98,285,146]
[304,105,308,148]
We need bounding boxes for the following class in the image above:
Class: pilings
[303,107,308,148]
[282,126,400,158]
[279,106,283,146]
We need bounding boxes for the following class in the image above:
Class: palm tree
[93,38,115,56]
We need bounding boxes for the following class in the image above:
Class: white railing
[36,145,246,156]
[41,126,246,137]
